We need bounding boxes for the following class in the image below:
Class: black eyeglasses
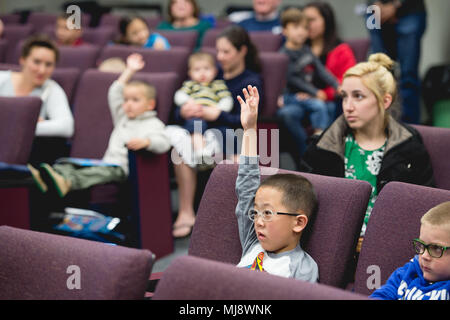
[248,208,301,222]
[412,238,450,258]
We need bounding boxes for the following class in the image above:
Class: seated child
[28,53,171,197]
[171,52,233,166]
[370,201,450,300]
[277,8,338,155]
[234,85,319,281]
[55,12,85,46]
[116,16,170,50]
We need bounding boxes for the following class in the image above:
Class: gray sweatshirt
[235,155,319,282]
[280,45,338,97]
[102,80,171,175]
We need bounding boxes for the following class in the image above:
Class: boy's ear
[293,214,308,234]
[147,98,156,111]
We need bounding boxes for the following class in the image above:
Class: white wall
[1,0,448,75]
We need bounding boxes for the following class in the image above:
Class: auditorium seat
[152,255,368,300]
[0,226,154,299]
[2,24,33,64]
[188,162,372,289]
[0,97,42,230]
[411,124,450,191]
[157,30,198,52]
[66,69,179,258]
[353,181,450,296]
[27,11,91,32]
[98,45,190,86]
[345,38,370,63]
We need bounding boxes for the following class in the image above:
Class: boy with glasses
[234,85,318,281]
[371,201,450,300]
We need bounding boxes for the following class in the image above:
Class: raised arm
[117,53,145,85]
[237,85,259,158]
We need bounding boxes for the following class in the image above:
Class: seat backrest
[98,45,189,85]
[27,12,91,31]
[0,39,7,63]
[57,44,101,72]
[0,97,41,164]
[353,181,450,295]
[411,124,450,191]
[0,226,153,299]
[153,255,368,300]
[345,38,370,63]
[189,163,372,288]
[2,24,33,64]
[70,69,178,158]
[0,13,21,25]
[259,52,288,117]
[81,27,116,46]
[201,29,283,52]
[99,14,161,31]
[157,30,198,52]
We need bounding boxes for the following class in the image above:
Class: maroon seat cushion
[153,255,368,300]
[0,226,153,299]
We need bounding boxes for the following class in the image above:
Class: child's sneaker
[27,164,48,193]
[40,163,71,198]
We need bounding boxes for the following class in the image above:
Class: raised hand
[126,53,145,72]
[237,85,259,131]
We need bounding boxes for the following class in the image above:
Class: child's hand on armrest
[126,137,150,151]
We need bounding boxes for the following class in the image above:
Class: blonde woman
[299,53,434,250]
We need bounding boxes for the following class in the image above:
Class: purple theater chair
[0,13,21,25]
[353,182,450,296]
[68,69,178,258]
[0,39,7,63]
[188,163,372,289]
[157,30,198,52]
[153,255,368,300]
[345,38,370,63]
[27,12,91,32]
[57,44,101,72]
[81,27,116,46]
[99,14,161,31]
[411,124,450,191]
[98,45,190,86]
[201,29,283,52]
[0,226,154,300]
[0,97,41,230]
[2,24,33,64]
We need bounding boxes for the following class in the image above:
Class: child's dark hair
[281,7,308,28]
[117,16,148,44]
[21,35,59,63]
[260,173,318,219]
[218,25,261,73]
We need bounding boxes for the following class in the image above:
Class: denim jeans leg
[395,13,427,124]
[301,98,330,130]
[277,102,308,156]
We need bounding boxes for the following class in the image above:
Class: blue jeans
[368,13,427,124]
[277,94,331,156]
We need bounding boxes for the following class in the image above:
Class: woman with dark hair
[0,35,73,138]
[170,25,263,238]
[116,16,170,50]
[157,0,212,50]
[303,1,356,118]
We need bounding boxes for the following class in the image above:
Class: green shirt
[344,133,386,236]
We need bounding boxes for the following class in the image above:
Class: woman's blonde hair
[343,53,397,128]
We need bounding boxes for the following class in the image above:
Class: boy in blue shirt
[371,201,450,300]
